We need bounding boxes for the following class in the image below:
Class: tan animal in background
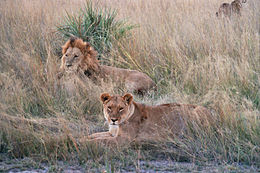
[59,38,155,94]
[88,93,212,144]
[216,3,231,17]
[231,0,247,15]
[216,0,247,18]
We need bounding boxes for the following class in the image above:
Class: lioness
[216,0,247,17]
[59,38,155,94]
[88,93,212,143]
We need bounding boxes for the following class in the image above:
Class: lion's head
[60,37,99,73]
[100,93,135,127]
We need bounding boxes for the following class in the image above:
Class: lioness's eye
[74,55,79,58]
[119,107,124,112]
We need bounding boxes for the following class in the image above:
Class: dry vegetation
[0,0,259,171]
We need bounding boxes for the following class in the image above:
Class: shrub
[57,1,135,56]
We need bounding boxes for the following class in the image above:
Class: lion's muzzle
[66,63,73,68]
[111,118,119,125]
[111,118,118,123]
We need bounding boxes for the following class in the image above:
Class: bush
[57,1,135,56]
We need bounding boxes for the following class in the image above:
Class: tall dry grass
[0,0,259,170]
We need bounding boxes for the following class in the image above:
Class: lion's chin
[110,124,118,126]
[109,124,119,137]
[110,123,119,126]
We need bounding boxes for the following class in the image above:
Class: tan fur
[216,0,247,18]
[59,38,155,94]
[216,3,232,17]
[60,37,99,74]
[88,93,212,144]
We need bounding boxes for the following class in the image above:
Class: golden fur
[59,38,155,94]
[88,93,212,144]
[216,0,247,18]
[60,37,99,74]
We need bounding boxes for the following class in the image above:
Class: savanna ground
[0,0,259,172]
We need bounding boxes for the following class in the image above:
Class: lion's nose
[111,118,118,122]
[66,63,72,67]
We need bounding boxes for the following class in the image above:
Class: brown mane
[61,37,99,72]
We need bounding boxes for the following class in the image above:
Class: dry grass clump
[0,0,259,170]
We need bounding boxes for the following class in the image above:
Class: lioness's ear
[123,93,133,104]
[100,93,111,103]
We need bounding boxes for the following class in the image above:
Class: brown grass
[0,0,259,171]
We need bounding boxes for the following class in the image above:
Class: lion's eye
[74,55,79,58]
[107,107,111,112]
[119,107,124,112]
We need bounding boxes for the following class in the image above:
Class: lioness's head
[60,37,99,72]
[100,93,135,126]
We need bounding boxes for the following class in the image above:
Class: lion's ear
[123,93,133,104]
[62,41,69,55]
[62,37,76,55]
[100,93,111,103]
[86,43,92,52]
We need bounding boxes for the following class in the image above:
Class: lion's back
[139,103,212,138]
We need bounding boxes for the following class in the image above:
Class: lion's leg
[85,132,133,145]
[88,131,114,140]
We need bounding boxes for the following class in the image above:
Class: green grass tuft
[56,1,135,56]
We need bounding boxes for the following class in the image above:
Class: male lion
[88,93,212,144]
[59,38,155,94]
[216,0,247,18]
